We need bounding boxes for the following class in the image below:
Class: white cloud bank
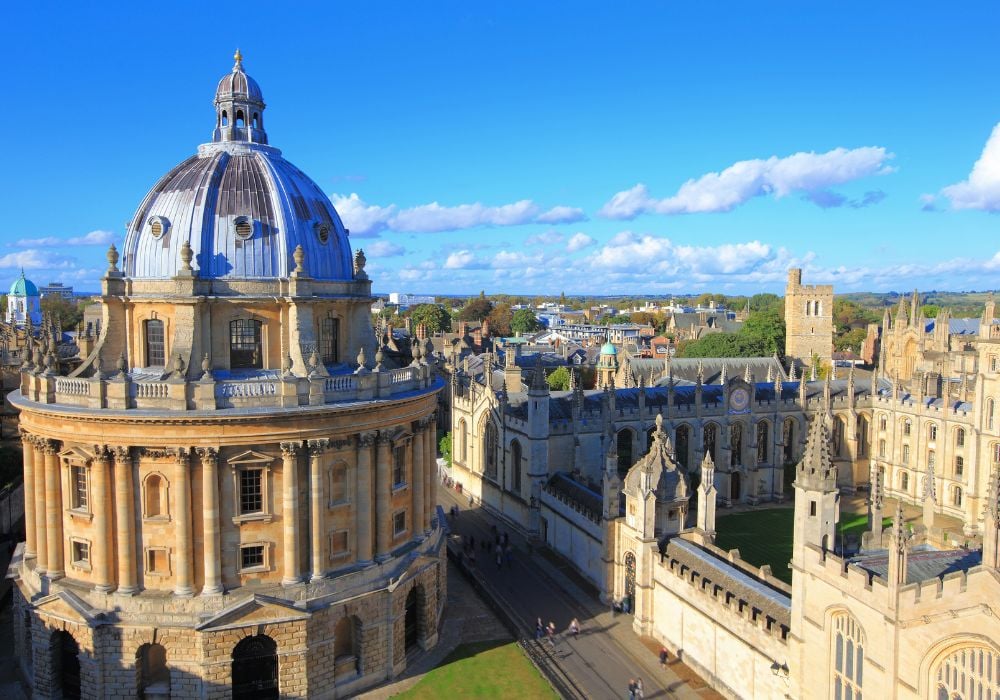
[938,123,1000,211]
[331,194,586,236]
[15,230,116,248]
[598,147,894,219]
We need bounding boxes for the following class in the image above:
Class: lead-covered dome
[121,52,353,281]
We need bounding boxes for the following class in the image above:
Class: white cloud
[491,250,544,268]
[566,232,596,253]
[535,205,587,224]
[332,193,585,235]
[0,249,76,269]
[525,230,565,246]
[14,229,115,248]
[443,250,479,269]
[598,146,894,218]
[588,232,782,277]
[366,240,406,257]
[940,123,1000,211]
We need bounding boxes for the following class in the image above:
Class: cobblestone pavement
[437,485,723,700]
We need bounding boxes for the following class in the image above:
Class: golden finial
[234,48,243,68]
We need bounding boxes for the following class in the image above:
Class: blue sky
[2,2,999,296]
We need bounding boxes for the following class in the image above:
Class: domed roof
[9,271,38,297]
[121,54,353,281]
[215,49,263,103]
[600,341,617,355]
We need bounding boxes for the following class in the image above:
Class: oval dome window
[234,216,253,240]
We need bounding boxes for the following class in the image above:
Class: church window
[934,645,1000,700]
[730,423,743,467]
[229,319,262,369]
[955,456,964,476]
[393,444,407,487]
[833,418,846,457]
[902,445,910,465]
[956,428,965,448]
[901,471,909,491]
[879,415,887,431]
[675,424,690,469]
[756,421,768,464]
[484,422,498,480]
[928,425,938,441]
[903,420,912,436]
[831,613,864,700]
[510,440,523,495]
[239,544,265,572]
[239,468,264,514]
[953,487,962,507]
[458,419,468,464]
[704,424,718,464]
[319,317,340,364]
[783,419,796,463]
[144,319,165,367]
[878,440,886,459]
[70,465,88,511]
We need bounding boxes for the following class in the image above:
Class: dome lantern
[212,49,268,145]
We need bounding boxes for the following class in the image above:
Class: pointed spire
[910,289,919,326]
[529,355,548,392]
[719,362,727,385]
[766,364,774,383]
[810,362,817,381]
[789,362,797,381]
[696,359,704,385]
[795,415,836,490]
[744,362,752,383]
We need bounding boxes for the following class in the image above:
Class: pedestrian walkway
[439,485,722,699]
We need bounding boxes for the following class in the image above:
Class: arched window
[933,645,1000,699]
[617,429,634,478]
[704,424,718,464]
[831,613,864,700]
[756,421,769,464]
[222,110,229,126]
[879,415,887,431]
[483,421,498,480]
[510,440,522,495]
[833,417,846,457]
[332,616,360,677]
[144,319,165,367]
[953,486,963,507]
[675,424,690,469]
[51,630,81,700]
[805,301,812,316]
[319,317,339,364]
[928,424,938,441]
[136,643,169,699]
[236,110,245,128]
[230,319,262,370]
[956,428,965,448]
[143,473,167,519]
[903,419,912,436]
[252,112,259,129]
[458,419,468,463]
[783,418,796,463]
[730,423,743,467]
[988,399,995,430]
[955,456,964,476]
[232,635,278,700]
[901,471,909,491]
[857,415,869,457]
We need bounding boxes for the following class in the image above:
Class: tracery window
[704,424,718,464]
[831,613,864,700]
[956,428,965,448]
[934,645,1000,700]
[756,421,769,464]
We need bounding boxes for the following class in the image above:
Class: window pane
[145,320,165,366]
[73,467,88,509]
[320,318,339,364]
[240,469,263,513]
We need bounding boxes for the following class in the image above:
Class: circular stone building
[9,52,445,700]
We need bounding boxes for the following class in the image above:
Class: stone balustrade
[22,363,436,412]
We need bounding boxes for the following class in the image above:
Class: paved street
[437,483,721,700]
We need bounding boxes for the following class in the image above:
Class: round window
[147,216,169,239]
[234,217,253,240]
[315,222,330,244]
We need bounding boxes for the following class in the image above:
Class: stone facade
[8,53,447,699]
[784,268,833,370]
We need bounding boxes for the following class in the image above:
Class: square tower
[784,268,833,370]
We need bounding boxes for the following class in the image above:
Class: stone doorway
[405,587,420,651]
[232,634,279,700]
[730,472,741,501]
[51,630,81,700]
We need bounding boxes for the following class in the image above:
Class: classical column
[425,414,437,532]
[411,427,425,539]
[174,449,194,596]
[43,439,64,579]
[114,446,137,594]
[308,439,329,581]
[32,438,47,573]
[19,431,35,559]
[91,448,113,592]
[375,432,392,561]
[356,433,375,564]
[281,441,302,586]
[198,448,222,595]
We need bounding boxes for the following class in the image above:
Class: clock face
[730,387,749,411]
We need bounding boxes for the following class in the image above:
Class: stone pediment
[227,450,274,466]
[33,590,102,626]
[196,594,309,632]
[59,445,95,464]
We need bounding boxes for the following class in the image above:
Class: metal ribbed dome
[215,49,263,103]
[121,54,353,281]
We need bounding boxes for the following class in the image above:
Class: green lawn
[714,509,886,584]
[393,641,558,699]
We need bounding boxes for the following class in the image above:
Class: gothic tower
[784,268,833,372]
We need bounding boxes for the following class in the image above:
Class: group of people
[536,617,580,649]
[459,526,514,570]
[627,677,645,699]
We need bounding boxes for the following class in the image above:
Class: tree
[487,303,513,337]
[677,333,742,358]
[459,297,493,322]
[40,294,84,329]
[921,304,940,318]
[511,308,541,335]
[546,365,571,391]
[740,308,786,357]
[409,304,451,334]
[439,432,452,467]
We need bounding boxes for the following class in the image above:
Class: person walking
[546,621,557,649]
[568,618,580,637]
[627,678,636,700]
[535,618,544,640]
[635,677,644,699]
[659,646,668,669]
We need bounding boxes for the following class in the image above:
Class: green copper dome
[9,271,38,297]
[600,341,617,355]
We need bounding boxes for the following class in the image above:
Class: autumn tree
[487,303,513,336]
[409,304,452,334]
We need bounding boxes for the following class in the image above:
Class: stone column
[425,414,437,532]
[356,433,375,564]
[32,438,47,573]
[19,431,35,559]
[174,449,194,596]
[114,446,137,594]
[281,442,301,586]
[198,448,222,595]
[308,439,329,581]
[43,440,64,579]
[91,448,113,592]
[375,433,392,561]
[411,428,425,540]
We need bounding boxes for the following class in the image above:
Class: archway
[232,635,278,700]
[405,587,420,651]
[333,616,360,678]
[136,643,169,699]
[731,472,741,501]
[623,552,636,614]
[50,630,81,700]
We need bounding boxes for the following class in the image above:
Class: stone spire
[744,362,752,383]
[909,289,920,326]
[696,450,717,538]
[922,461,937,530]
[528,355,548,394]
[867,462,884,543]
[887,503,909,599]
[719,362,727,385]
[788,362,797,381]
[795,416,837,491]
[696,359,704,385]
